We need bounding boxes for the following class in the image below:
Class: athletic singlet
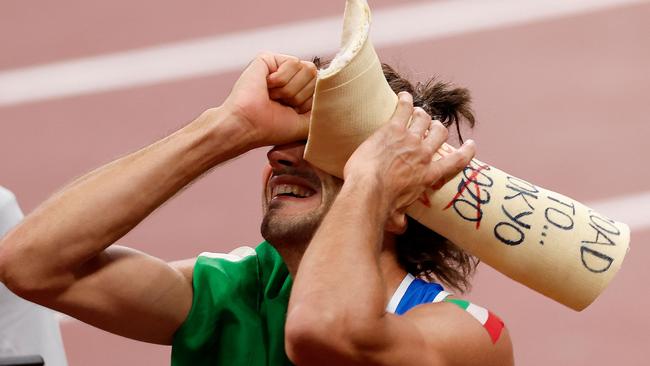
[171,242,503,365]
[171,241,293,366]
[386,273,505,344]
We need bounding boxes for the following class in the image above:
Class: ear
[385,210,408,235]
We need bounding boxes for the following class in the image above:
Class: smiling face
[261,142,343,253]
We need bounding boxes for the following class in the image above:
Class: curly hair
[313,58,479,292]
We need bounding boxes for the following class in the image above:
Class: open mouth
[272,184,316,199]
[267,173,321,209]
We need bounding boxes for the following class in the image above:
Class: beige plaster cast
[305,0,630,310]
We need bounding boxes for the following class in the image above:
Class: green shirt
[171,241,293,366]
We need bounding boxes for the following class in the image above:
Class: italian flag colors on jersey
[444,299,504,344]
[172,244,504,365]
[387,273,505,344]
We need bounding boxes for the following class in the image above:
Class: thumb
[281,111,310,144]
[265,105,310,146]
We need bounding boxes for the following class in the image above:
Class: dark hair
[382,63,479,292]
[314,58,479,292]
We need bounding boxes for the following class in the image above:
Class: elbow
[0,235,58,299]
[0,238,29,296]
[285,305,382,365]
[0,238,24,293]
[285,307,341,365]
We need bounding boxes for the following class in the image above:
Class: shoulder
[194,246,259,285]
[170,245,259,280]
[403,296,513,366]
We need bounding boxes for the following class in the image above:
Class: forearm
[287,175,391,352]
[0,107,249,291]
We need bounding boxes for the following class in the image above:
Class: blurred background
[1,0,649,364]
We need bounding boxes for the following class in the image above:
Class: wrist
[181,106,255,168]
[340,172,392,220]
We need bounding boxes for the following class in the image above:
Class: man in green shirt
[0,53,513,365]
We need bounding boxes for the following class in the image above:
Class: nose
[267,142,307,170]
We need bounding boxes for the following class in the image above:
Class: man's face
[261,142,343,248]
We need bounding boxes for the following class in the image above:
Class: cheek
[261,164,273,202]
[320,177,343,205]
[261,165,272,187]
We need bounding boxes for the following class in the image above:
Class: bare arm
[0,53,316,345]
[286,93,512,365]
[0,108,248,345]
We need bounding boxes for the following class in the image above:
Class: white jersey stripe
[465,303,489,325]
[198,246,256,262]
[386,274,415,314]
[432,290,452,303]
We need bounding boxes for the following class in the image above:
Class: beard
[260,200,327,250]
[260,166,342,260]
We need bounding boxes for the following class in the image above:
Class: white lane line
[1,0,647,107]
[587,191,650,232]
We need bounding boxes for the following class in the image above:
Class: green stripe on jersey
[445,298,470,310]
[443,298,505,344]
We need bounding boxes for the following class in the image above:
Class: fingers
[423,119,449,151]
[267,56,301,87]
[427,140,476,184]
[268,59,317,108]
[296,96,313,114]
[261,53,298,74]
[291,74,316,108]
[390,92,415,128]
[407,107,432,137]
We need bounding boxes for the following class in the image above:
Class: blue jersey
[386,274,451,314]
[386,274,504,344]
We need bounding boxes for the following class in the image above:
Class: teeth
[272,184,313,198]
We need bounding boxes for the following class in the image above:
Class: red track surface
[1,1,648,365]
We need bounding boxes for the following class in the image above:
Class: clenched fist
[222,53,317,149]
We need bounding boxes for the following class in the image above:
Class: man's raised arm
[286,92,512,365]
[0,53,316,345]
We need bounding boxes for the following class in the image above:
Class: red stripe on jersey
[484,311,505,344]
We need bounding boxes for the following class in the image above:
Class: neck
[276,234,407,304]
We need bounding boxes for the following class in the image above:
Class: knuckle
[256,52,273,62]
[398,95,413,108]
[414,107,430,119]
[433,122,448,137]
[453,152,469,169]
[302,61,317,71]
[388,121,403,132]
[398,99,411,110]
